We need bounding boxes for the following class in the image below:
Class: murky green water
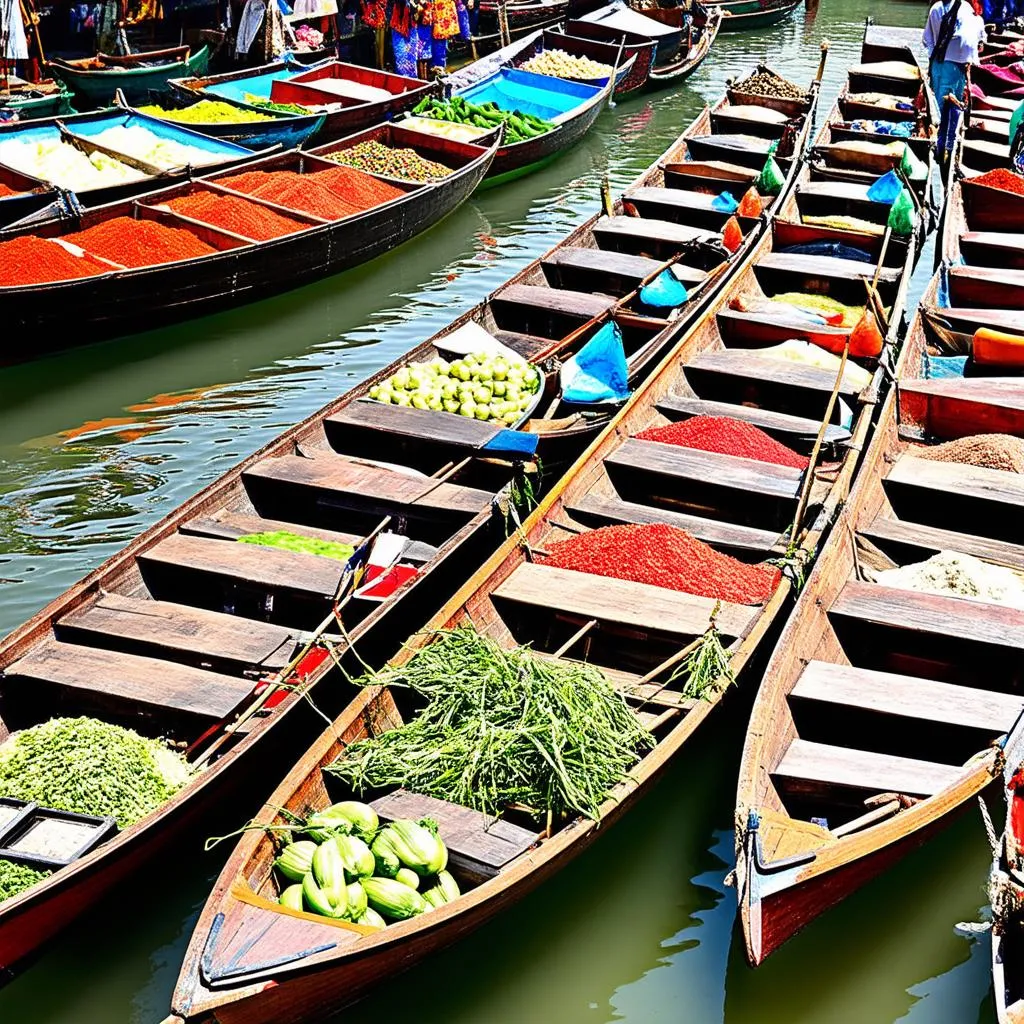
[0,4,999,1021]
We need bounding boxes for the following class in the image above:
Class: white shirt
[923,0,985,65]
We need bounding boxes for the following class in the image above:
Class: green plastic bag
[756,154,785,196]
[1010,99,1024,152]
[887,188,915,236]
[900,143,928,182]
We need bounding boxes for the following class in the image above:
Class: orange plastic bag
[848,309,884,358]
[722,216,744,253]
[736,186,763,218]
[974,326,1024,366]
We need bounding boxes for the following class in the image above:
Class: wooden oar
[862,224,892,331]
[606,37,625,110]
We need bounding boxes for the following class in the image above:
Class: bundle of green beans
[411,96,554,144]
[327,628,653,821]
[0,859,49,904]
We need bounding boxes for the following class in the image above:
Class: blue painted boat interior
[71,113,254,155]
[205,67,306,103]
[460,69,600,121]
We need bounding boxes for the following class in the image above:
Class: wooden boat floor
[566,492,783,555]
[772,738,962,801]
[243,453,493,518]
[756,250,900,286]
[58,593,297,671]
[140,533,347,601]
[684,351,864,399]
[492,282,617,320]
[369,789,538,880]
[592,215,718,248]
[830,580,1024,653]
[5,637,254,722]
[606,437,803,501]
[790,660,1024,733]
[754,806,835,863]
[655,393,852,444]
[492,562,759,640]
[862,515,1024,572]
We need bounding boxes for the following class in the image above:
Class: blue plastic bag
[711,191,738,213]
[639,269,689,309]
[866,169,902,204]
[561,322,630,404]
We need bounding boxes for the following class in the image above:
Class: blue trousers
[929,59,967,155]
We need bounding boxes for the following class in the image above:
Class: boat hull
[711,0,802,30]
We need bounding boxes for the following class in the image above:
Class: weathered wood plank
[492,283,617,320]
[593,216,718,246]
[685,351,864,397]
[756,251,900,285]
[182,511,361,549]
[327,401,501,449]
[887,454,1024,516]
[861,516,1024,572]
[898,378,1024,440]
[790,660,1024,732]
[492,562,758,640]
[5,638,254,721]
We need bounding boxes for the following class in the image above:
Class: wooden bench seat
[715,307,852,352]
[944,264,1024,309]
[566,492,783,556]
[897,378,1024,441]
[795,181,877,202]
[772,738,962,801]
[756,251,900,286]
[491,282,617,321]
[592,216,719,258]
[663,158,758,182]
[326,399,502,449]
[789,660,1024,733]
[243,453,493,521]
[541,246,664,294]
[684,134,776,170]
[4,638,254,723]
[655,393,851,445]
[884,454,1024,542]
[959,231,1024,269]
[57,593,299,672]
[626,187,758,230]
[861,515,1024,572]
[370,789,538,883]
[492,562,758,640]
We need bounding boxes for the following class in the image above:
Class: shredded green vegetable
[237,531,354,562]
[327,628,653,821]
[0,859,49,904]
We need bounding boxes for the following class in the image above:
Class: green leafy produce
[137,100,273,124]
[411,95,554,144]
[244,93,313,116]
[326,628,654,821]
[237,531,355,562]
[0,858,49,904]
[369,351,541,424]
[0,718,190,828]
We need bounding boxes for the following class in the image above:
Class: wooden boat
[0,107,259,217]
[503,27,640,95]
[0,125,498,359]
[701,0,802,32]
[0,164,59,230]
[170,60,438,144]
[48,45,211,107]
[165,123,923,1024]
[477,0,572,40]
[0,79,74,120]
[114,89,327,152]
[554,20,659,95]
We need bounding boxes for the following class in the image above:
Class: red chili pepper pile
[972,167,1024,195]
[65,216,216,268]
[168,190,306,240]
[313,165,404,208]
[542,523,781,605]
[636,415,808,470]
[0,235,107,287]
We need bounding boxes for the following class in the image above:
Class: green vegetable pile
[327,628,654,821]
[412,96,554,144]
[273,801,460,927]
[237,530,355,562]
[0,858,49,904]
[137,99,273,124]
[243,93,313,116]
[0,718,191,828]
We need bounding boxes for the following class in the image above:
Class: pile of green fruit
[368,351,541,424]
[412,95,554,144]
[275,800,460,928]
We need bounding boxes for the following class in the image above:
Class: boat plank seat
[370,789,538,884]
[140,533,347,601]
[566,492,783,556]
[861,515,1024,572]
[685,351,864,402]
[489,328,562,361]
[540,246,673,294]
[884,454,1024,542]
[830,580,1024,654]
[655,393,851,446]
[715,307,851,351]
[796,181,877,202]
[243,453,493,520]
[960,232,1024,269]
[626,186,755,229]
[592,216,719,258]
[326,400,503,453]
[945,265,1024,309]
[756,251,900,286]
[492,562,758,640]
[790,660,1024,733]
[663,158,758,181]
[4,638,254,723]
[772,738,962,801]
[57,593,298,671]
[491,283,617,321]
[182,511,359,549]
[897,378,1024,440]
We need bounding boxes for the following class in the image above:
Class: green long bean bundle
[327,628,653,821]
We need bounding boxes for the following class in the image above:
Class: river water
[0,3,999,1021]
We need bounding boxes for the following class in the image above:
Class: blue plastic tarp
[640,269,689,308]
[561,321,630,405]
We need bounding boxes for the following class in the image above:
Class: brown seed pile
[915,433,1024,473]
[731,70,807,101]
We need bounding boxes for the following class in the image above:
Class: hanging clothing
[235,0,267,53]
[429,0,459,38]
[2,0,29,60]
[923,0,984,67]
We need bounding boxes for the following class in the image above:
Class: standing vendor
[922,0,985,156]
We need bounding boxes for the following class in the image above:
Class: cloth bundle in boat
[711,190,738,213]
[974,326,1024,366]
[900,143,928,181]
[866,169,902,204]
[560,321,630,404]
[639,268,688,309]
[756,155,784,195]
[887,188,915,236]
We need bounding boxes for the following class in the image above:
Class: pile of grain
[915,434,1024,473]
[874,551,1024,609]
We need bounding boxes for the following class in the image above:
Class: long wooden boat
[170,60,438,144]
[48,45,211,107]
[0,125,498,359]
[701,0,802,32]
[164,121,921,1024]
[477,0,572,40]
[503,27,640,95]
[114,89,327,152]
[0,107,259,220]
[0,79,74,120]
